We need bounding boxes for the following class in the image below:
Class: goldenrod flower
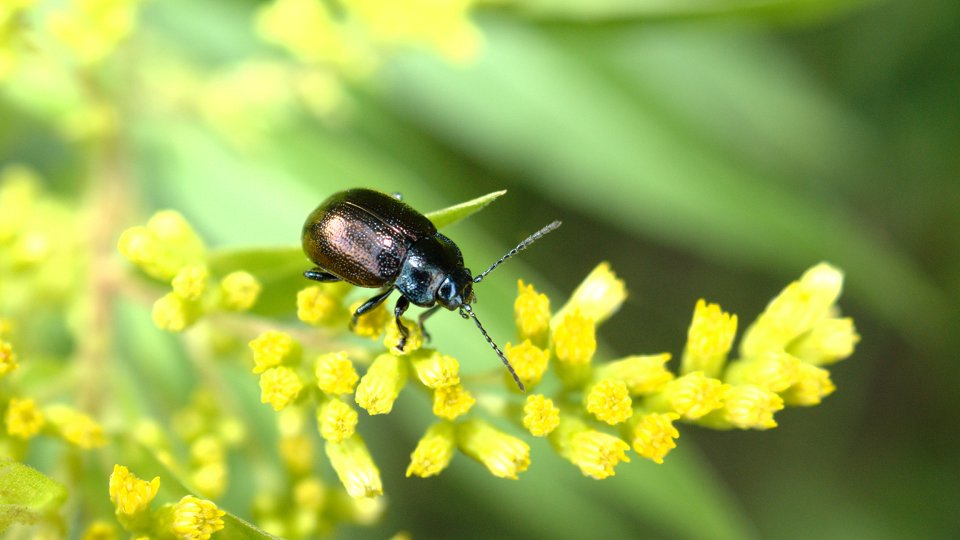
[700,385,783,430]
[152,292,198,332]
[220,271,261,311]
[356,354,406,414]
[457,419,530,480]
[585,379,633,425]
[325,435,383,498]
[594,354,674,395]
[172,264,209,301]
[109,465,160,516]
[522,394,559,437]
[514,279,550,345]
[551,262,627,328]
[411,351,460,389]
[298,285,339,326]
[81,520,118,540]
[170,495,226,540]
[681,299,737,378]
[724,350,801,393]
[782,363,836,406]
[249,330,300,374]
[349,298,391,338]
[293,476,326,509]
[740,263,843,358]
[0,339,19,375]
[5,397,44,439]
[192,462,227,500]
[190,435,226,465]
[553,309,596,366]
[315,351,359,395]
[629,412,680,464]
[279,434,314,475]
[383,317,423,355]
[503,340,550,389]
[550,417,630,480]
[118,210,205,280]
[432,384,475,420]
[645,372,728,420]
[406,422,456,478]
[318,398,358,442]
[788,317,860,366]
[259,366,303,411]
[46,405,106,449]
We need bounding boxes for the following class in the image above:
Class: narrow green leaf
[514,0,872,23]
[426,190,507,229]
[0,459,67,533]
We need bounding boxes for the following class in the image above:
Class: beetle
[302,188,560,391]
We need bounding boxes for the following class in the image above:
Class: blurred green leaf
[0,459,67,533]
[426,189,507,228]
[511,0,872,23]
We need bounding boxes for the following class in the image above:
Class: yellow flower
[315,351,359,395]
[432,384,475,420]
[191,462,227,500]
[349,298,391,338]
[298,285,340,326]
[259,366,303,411]
[630,412,680,464]
[788,317,860,365]
[318,398,358,442]
[645,372,728,420]
[81,520,118,540]
[724,350,801,393]
[279,434,314,475]
[152,292,199,332]
[383,317,423,355]
[46,405,106,449]
[109,464,160,516]
[406,422,456,478]
[249,330,300,374]
[170,495,225,540]
[410,351,460,389]
[220,271,261,311]
[0,340,18,375]
[514,279,550,345]
[117,210,205,281]
[550,417,630,480]
[552,262,627,328]
[740,263,844,358]
[172,264,209,301]
[504,340,550,389]
[457,419,530,480]
[782,363,836,406]
[681,299,737,378]
[700,385,784,430]
[355,354,407,414]
[594,354,674,395]
[5,397,44,439]
[553,309,596,366]
[325,435,383,498]
[522,394,560,437]
[585,379,633,425]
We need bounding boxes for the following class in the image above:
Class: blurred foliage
[2,0,959,538]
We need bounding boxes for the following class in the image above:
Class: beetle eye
[439,281,456,302]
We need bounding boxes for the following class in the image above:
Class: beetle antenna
[460,304,525,392]
[473,220,562,284]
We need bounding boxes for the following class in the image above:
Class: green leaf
[425,189,507,229]
[0,458,67,533]
[512,0,872,23]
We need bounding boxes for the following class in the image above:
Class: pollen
[702,384,784,430]
[5,397,44,439]
[170,495,226,540]
[504,340,550,388]
[172,264,210,301]
[0,340,18,375]
[355,354,407,415]
[595,354,674,395]
[383,317,423,355]
[109,464,160,516]
[782,363,836,406]
[259,366,303,411]
[220,271,261,311]
[681,299,737,378]
[298,285,339,326]
[348,298,391,338]
[249,330,300,374]
[522,394,560,437]
[514,279,551,344]
[552,262,627,327]
[46,405,106,449]
[553,309,597,366]
[458,419,530,480]
[647,371,728,420]
[315,351,359,395]
[585,379,633,425]
[788,317,860,366]
[318,398,358,442]
[152,292,198,332]
[550,417,630,480]
[406,422,456,478]
[325,435,383,498]
[724,350,801,393]
[630,412,680,464]
[411,351,460,389]
[432,384,475,420]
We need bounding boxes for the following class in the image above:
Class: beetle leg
[351,288,394,330]
[417,305,441,343]
[304,268,341,282]
[393,296,411,351]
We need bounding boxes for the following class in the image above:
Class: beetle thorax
[394,234,469,308]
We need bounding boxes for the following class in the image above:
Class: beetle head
[437,267,473,310]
